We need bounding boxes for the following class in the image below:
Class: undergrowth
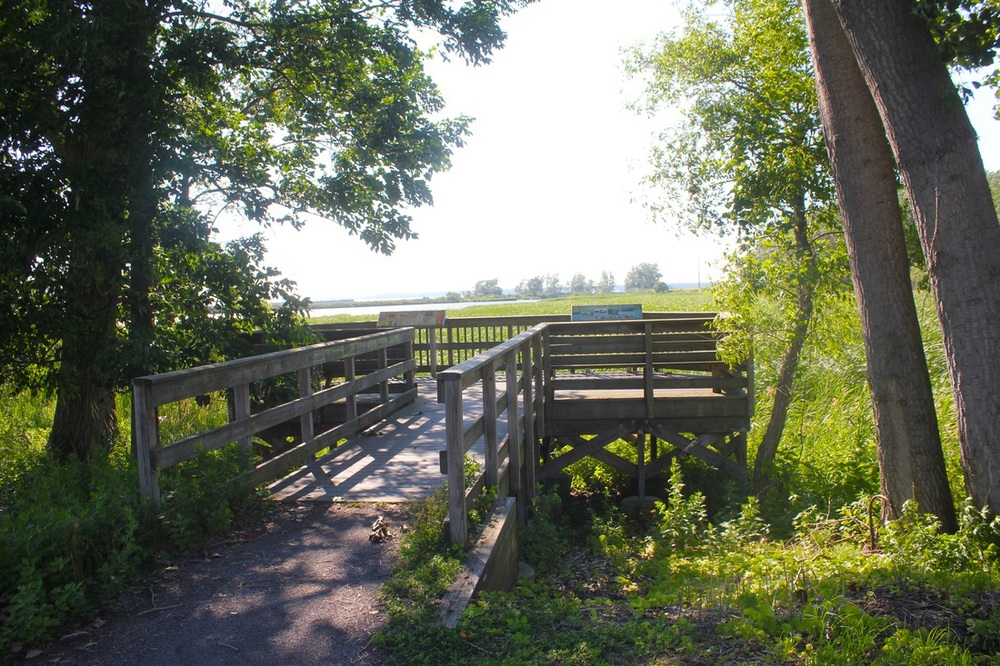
[377,460,1000,665]
[0,392,267,659]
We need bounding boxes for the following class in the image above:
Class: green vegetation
[375,289,1000,664]
[0,394,267,657]
[310,290,714,325]
[379,461,1000,665]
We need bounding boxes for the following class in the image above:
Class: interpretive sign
[571,304,643,321]
[377,310,446,327]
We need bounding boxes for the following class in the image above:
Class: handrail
[310,311,716,374]
[437,324,547,544]
[132,328,416,502]
[436,314,753,544]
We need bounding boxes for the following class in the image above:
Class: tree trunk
[47,0,158,459]
[753,202,815,498]
[830,0,1000,513]
[803,0,957,531]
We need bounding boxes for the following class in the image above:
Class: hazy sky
[223,1,1000,301]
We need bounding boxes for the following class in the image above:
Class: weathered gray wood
[298,367,314,445]
[537,422,633,480]
[522,339,537,504]
[139,328,413,407]
[345,357,358,422]
[483,363,499,488]
[443,375,468,544]
[439,497,518,628]
[644,323,655,420]
[246,388,416,485]
[233,383,252,454]
[152,361,413,469]
[505,349,523,517]
[133,381,160,501]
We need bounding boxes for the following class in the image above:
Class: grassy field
[308,289,715,324]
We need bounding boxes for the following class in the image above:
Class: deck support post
[637,428,646,500]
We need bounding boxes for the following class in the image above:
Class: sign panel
[571,304,643,321]
[377,310,446,327]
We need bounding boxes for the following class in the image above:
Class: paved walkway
[268,378,493,503]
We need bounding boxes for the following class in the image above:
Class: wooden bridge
[132,312,753,544]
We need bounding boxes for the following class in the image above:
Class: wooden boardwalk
[268,378,494,502]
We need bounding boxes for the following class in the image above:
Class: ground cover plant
[378,463,1000,665]
[375,290,1000,664]
[0,393,268,659]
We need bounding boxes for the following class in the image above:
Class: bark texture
[829,0,1000,513]
[803,0,956,531]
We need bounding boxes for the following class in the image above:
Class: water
[307,300,532,318]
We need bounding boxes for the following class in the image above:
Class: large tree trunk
[47,0,158,459]
[803,0,956,531]
[830,0,1000,513]
[753,202,815,498]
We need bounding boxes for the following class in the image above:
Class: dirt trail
[36,503,405,666]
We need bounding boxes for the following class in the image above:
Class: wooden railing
[310,311,710,374]
[132,329,416,501]
[436,324,547,544]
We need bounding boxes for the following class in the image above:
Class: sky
[222,0,1000,302]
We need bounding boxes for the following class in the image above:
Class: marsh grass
[309,289,714,324]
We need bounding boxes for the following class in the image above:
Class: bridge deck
[267,369,748,503]
[267,378,494,502]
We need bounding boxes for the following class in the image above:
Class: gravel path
[35,503,406,666]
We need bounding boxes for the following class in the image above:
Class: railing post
[644,322,654,419]
[534,329,547,439]
[378,347,390,404]
[298,367,314,444]
[442,373,468,544]
[521,339,536,509]
[345,356,358,422]
[504,349,523,519]
[133,379,161,503]
[447,322,455,369]
[483,364,499,488]
[233,382,252,454]
[404,336,416,390]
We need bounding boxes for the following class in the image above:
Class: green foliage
[624,261,663,291]
[0,0,534,457]
[518,490,571,573]
[0,391,268,654]
[158,444,265,552]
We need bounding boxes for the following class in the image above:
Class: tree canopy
[0,0,533,457]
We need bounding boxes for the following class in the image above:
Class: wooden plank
[549,395,749,422]
[152,360,414,469]
[140,328,414,407]
[545,417,750,439]
[439,497,518,628]
[246,388,417,485]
